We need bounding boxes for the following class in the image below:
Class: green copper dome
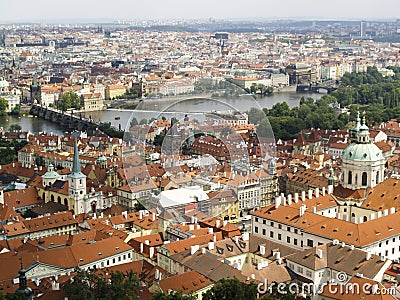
[342,143,382,161]
[42,164,60,180]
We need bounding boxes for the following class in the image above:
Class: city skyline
[1,0,399,23]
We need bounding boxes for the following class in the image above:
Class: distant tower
[30,76,41,104]
[360,21,367,37]
[68,138,87,213]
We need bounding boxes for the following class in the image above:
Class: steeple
[68,138,85,179]
[350,111,362,142]
[72,138,80,173]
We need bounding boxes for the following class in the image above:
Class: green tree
[0,97,8,115]
[10,104,20,116]
[57,91,82,111]
[8,124,22,132]
[139,118,148,125]
[248,108,266,125]
[152,290,196,300]
[63,269,140,300]
[202,278,258,300]
[133,201,146,212]
[130,117,138,126]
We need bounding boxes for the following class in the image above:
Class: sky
[1,0,399,22]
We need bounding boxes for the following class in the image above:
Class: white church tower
[68,138,87,214]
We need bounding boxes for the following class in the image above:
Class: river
[0,92,322,134]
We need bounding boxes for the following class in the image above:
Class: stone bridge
[29,104,103,131]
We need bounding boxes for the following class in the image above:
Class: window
[362,172,367,186]
[255,226,259,233]
[307,239,314,247]
[294,238,298,246]
[287,236,291,243]
[297,266,303,273]
[376,171,380,184]
[306,270,312,277]
[270,222,274,227]
[278,224,282,229]
[278,234,282,241]
[348,171,352,184]
[255,217,259,222]
[262,229,266,236]
[263,220,266,224]
[270,231,274,238]
[287,226,291,232]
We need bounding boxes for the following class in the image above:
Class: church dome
[342,143,382,161]
[42,164,61,179]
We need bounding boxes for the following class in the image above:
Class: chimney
[366,252,371,261]
[308,189,312,200]
[144,240,150,245]
[152,213,156,221]
[377,211,382,218]
[341,242,345,248]
[140,243,143,253]
[208,242,215,250]
[317,249,323,259]
[301,191,306,201]
[149,247,154,258]
[191,216,195,223]
[300,204,307,217]
[383,209,389,216]
[155,269,160,280]
[322,186,326,196]
[208,227,213,234]
[275,251,281,260]
[315,188,320,198]
[390,207,396,214]
[311,206,317,213]
[201,248,206,254]
[275,196,282,210]
[242,232,249,241]
[234,236,239,243]
[259,245,266,256]
[287,194,292,205]
[213,234,217,242]
[216,220,220,228]
[370,213,376,220]
[223,220,228,227]
[328,183,333,195]
[190,245,199,255]
[139,211,143,220]
[294,193,299,203]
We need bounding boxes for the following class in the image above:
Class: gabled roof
[157,271,212,294]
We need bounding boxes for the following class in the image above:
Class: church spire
[72,138,80,173]
[68,138,85,179]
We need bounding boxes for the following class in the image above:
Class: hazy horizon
[1,0,399,23]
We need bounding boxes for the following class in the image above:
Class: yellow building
[105,84,126,100]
